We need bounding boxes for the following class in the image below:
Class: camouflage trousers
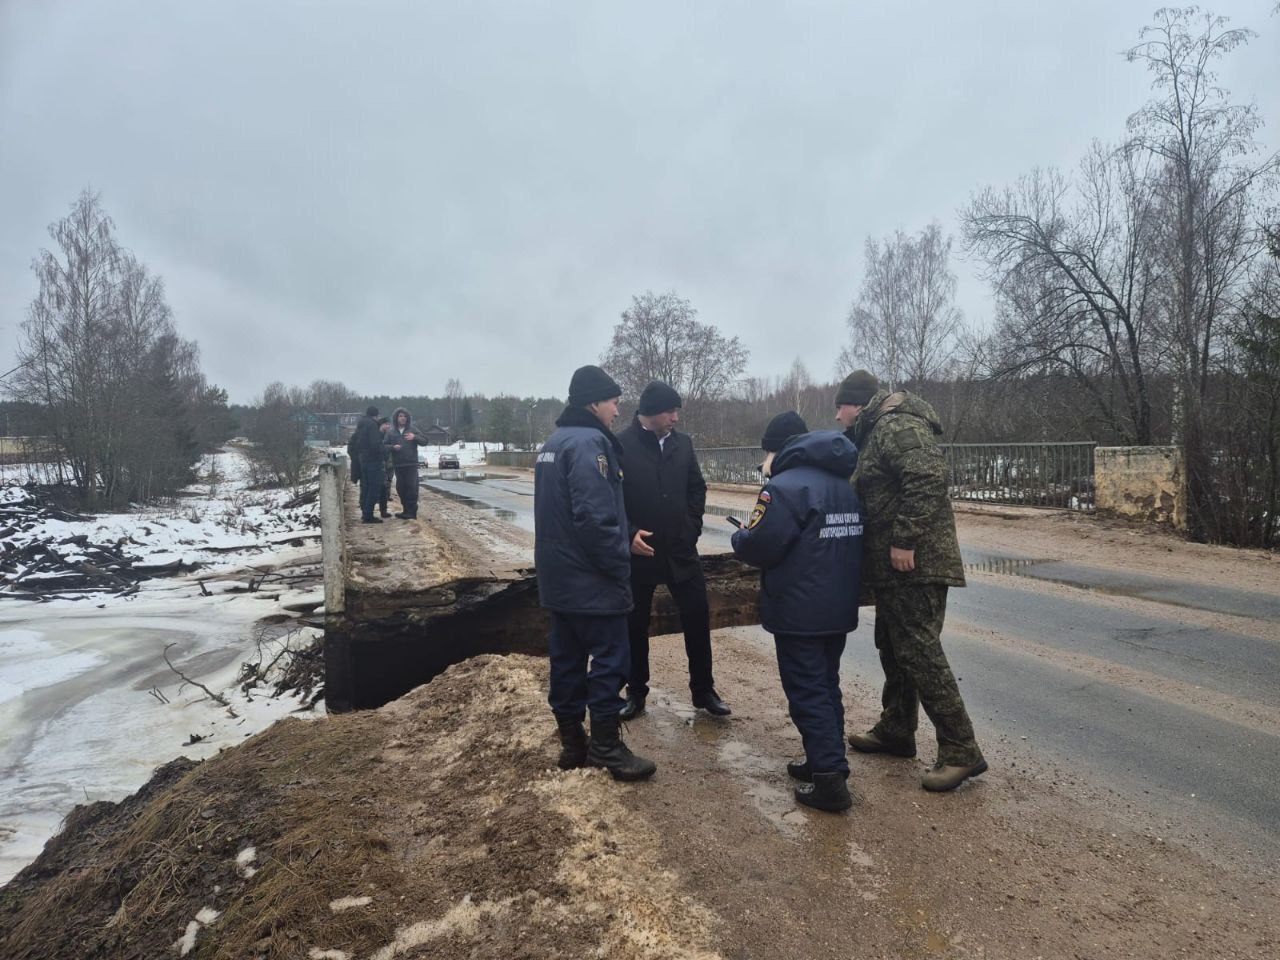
[870,584,983,767]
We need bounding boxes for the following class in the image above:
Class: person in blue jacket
[534,364,656,782]
[731,411,864,812]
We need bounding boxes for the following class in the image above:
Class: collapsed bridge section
[319,458,762,712]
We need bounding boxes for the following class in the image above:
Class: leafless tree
[601,291,749,415]
[303,379,358,413]
[961,145,1164,443]
[8,191,218,506]
[1126,6,1279,537]
[838,223,964,388]
[445,377,464,427]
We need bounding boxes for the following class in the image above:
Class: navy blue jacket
[731,430,864,637]
[534,406,633,615]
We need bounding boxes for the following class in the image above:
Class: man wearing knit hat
[534,365,656,782]
[617,381,730,720]
[834,370,987,792]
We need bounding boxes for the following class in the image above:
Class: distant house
[291,410,345,447]
[420,423,452,446]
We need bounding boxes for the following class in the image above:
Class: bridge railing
[942,442,1095,511]
[690,441,1097,512]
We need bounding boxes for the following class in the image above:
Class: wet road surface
[426,475,1280,860]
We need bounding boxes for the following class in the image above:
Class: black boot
[619,694,646,721]
[786,757,813,782]
[555,716,588,770]
[795,772,852,812]
[586,714,656,782]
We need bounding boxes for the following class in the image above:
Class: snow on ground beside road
[1,444,319,591]
[0,444,325,884]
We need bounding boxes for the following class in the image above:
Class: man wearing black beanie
[617,381,730,720]
[534,365,656,782]
[350,405,385,524]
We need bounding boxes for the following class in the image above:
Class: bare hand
[404,432,414,441]
[631,529,655,557]
[393,444,402,451]
[890,546,916,572]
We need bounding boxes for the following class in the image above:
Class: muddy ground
[3,491,1278,959]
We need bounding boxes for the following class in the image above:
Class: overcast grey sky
[2,1,1277,404]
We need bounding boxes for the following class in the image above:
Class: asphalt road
[425,475,1280,861]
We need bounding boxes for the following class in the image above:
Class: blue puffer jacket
[534,406,633,615]
[731,430,864,637]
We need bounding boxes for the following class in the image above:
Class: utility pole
[527,400,537,450]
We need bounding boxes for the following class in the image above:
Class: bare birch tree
[1126,6,1279,538]
[838,223,963,388]
[601,291,748,414]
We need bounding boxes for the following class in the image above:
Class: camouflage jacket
[847,390,965,589]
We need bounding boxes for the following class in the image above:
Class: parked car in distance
[438,453,461,469]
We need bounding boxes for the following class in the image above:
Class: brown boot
[921,758,988,792]
[847,730,917,758]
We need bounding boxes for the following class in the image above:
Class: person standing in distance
[617,381,730,720]
[534,365,656,782]
[731,412,863,812]
[835,370,987,792]
[384,407,424,520]
[351,405,385,524]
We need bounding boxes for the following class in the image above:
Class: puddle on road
[965,555,1054,577]
[717,739,807,840]
[966,551,1157,602]
[429,485,518,522]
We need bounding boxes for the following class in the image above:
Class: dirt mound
[0,656,721,960]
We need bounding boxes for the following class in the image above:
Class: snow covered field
[0,446,326,884]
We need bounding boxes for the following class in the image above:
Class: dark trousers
[871,584,982,767]
[774,633,849,777]
[393,464,419,517]
[378,467,391,514]
[625,570,714,700]
[358,459,383,519]
[548,612,630,721]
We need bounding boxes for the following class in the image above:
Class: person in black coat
[350,405,385,524]
[383,407,425,519]
[534,365,656,782]
[731,412,865,813]
[617,381,730,719]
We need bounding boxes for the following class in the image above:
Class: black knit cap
[637,380,682,416]
[365,405,379,417]
[567,365,623,407]
[835,370,878,407]
[761,411,808,452]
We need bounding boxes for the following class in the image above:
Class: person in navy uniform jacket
[534,364,656,782]
[731,411,865,812]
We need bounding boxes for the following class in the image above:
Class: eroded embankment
[0,655,721,960]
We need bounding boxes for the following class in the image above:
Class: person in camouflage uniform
[835,370,987,792]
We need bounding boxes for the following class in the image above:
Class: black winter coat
[534,406,633,615]
[350,415,383,466]
[731,430,865,637]
[383,407,425,467]
[617,419,706,584]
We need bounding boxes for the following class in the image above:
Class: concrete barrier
[318,454,349,614]
[1095,446,1186,530]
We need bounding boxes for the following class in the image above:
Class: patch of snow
[329,895,373,912]
[175,920,200,956]
[236,845,258,878]
[308,950,351,960]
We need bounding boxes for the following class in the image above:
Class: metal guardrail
[943,442,1095,511]
[692,442,1097,512]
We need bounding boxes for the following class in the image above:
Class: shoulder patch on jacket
[895,429,923,453]
[748,502,766,528]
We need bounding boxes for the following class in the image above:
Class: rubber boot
[586,714,656,782]
[795,772,852,812]
[555,717,588,770]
